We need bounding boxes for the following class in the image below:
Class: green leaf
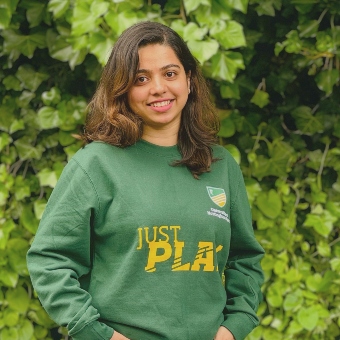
[1,327,19,340]
[41,87,61,106]
[34,200,47,220]
[297,306,319,331]
[2,29,47,58]
[183,0,210,14]
[291,106,324,135]
[210,20,246,49]
[89,31,116,66]
[6,286,30,313]
[16,64,49,92]
[187,39,219,65]
[220,83,240,99]
[250,89,270,108]
[0,133,12,152]
[0,7,12,30]
[7,238,29,275]
[17,320,34,340]
[224,0,248,13]
[257,189,282,219]
[0,182,9,206]
[2,75,22,91]
[218,117,236,138]
[0,267,19,287]
[37,168,58,188]
[210,51,245,82]
[303,211,336,237]
[0,220,15,250]
[37,106,60,130]
[105,10,141,36]
[9,119,25,134]
[330,258,340,272]
[20,204,39,234]
[14,137,45,161]
[71,2,98,36]
[25,1,46,28]
[183,22,208,42]
[48,0,70,19]
[283,290,304,311]
[13,175,31,201]
[315,69,340,96]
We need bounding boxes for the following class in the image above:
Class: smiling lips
[148,99,174,112]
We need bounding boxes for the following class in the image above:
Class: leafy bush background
[0,0,339,339]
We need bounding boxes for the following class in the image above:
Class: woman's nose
[149,77,167,95]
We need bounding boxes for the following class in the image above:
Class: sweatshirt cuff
[69,320,114,340]
[221,313,258,340]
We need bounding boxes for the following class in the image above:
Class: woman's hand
[214,326,235,340]
[110,330,130,340]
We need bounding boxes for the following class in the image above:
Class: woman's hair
[83,21,220,178]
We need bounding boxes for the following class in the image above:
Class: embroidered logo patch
[206,186,226,207]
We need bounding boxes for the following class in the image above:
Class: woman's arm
[27,159,114,340]
[220,161,265,340]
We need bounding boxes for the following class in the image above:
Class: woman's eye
[165,71,176,78]
[136,76,148,84]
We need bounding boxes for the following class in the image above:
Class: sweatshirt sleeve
[221,164,265,340]
[26,158,114,340]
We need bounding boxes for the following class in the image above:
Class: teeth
[150,100,171,107]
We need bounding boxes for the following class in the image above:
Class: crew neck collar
[135,139,180,157]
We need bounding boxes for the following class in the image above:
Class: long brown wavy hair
[82,21,220,178]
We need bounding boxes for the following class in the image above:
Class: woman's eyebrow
[136,64,181,74]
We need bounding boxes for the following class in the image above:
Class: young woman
[27,21,264,340]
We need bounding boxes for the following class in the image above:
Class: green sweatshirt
[27,140,264,340]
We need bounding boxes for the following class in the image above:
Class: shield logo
[206,186,226,207]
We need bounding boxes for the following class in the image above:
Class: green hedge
[0,0,339,339]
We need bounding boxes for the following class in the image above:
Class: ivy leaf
[220,83,240,99]
[6,286,30,313]
[1,327,19,340]
[218,117,236,138]
[183,22,208,42]
[303,211,336,237]
[210,51,245,82]
[14,137,45,160]
[37,168,58,188]
[0,133,12,152]
[187,39,219,65]
[0,0,19,29]
[257,189,282,219]
[16,65,49,92]
[20,205,39,234]
[250,89,270,108]
[0,267,18,287]
[89,31,115,66]
[105,10,141,36]
[297,306,319,331]
[2,29,46,58]
[291,106,324,135]
[183,0,210,14]
[48,0,70,19]
[315,69,339,96]
[3,75,22,91]
[71,1,98,36]
[0,220,15,250]
[255,0,281,16]
[37,106,60,130]
[17,320,34,340]
[34,200,47,220]
[210,20,246,49]
[224,0,248,13]
[23,1,46,28]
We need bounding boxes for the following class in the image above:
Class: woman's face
[127,44,190,138]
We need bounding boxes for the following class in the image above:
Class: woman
[27,21,264,340]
